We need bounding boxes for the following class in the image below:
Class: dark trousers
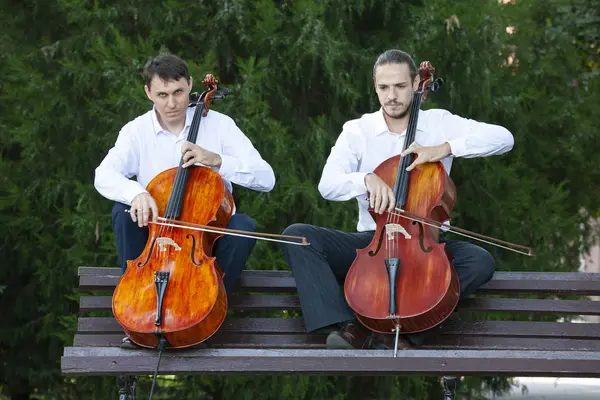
[112,202,257,293]
[279,223,495,345]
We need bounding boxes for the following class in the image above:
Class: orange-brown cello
[111,75,232,352]
[344,62,460,342]
[111,75,308,399]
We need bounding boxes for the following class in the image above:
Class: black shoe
[326,322,370,349]
[120,337,140,350]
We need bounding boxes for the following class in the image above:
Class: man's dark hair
[372,49,417,81]
[143,53,190,87]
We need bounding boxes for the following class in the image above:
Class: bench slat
[76,317,600,339]
[73,333,326,348]
[483,275,600,295]
[79,295,600,315]
[78,317,308,334]
[80,295,302,311]
[460,298,600,315]
[60,347,600,377]
[72,332,600,351]
[77,267,600,295]
[79,276,119,292]
[427,336,600,351]
[441,319,600,338]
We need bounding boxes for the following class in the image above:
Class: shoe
[369,332,415,350]
[120,337,141,350]
[326,322,370,349]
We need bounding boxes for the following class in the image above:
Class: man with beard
[279,49,514,350]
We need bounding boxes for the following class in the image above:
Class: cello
[111,74,307,398]
[112,75,232,353]
[344,62,533,355]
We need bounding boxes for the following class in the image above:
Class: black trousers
[111,202,257,293]
[279,223,495,345]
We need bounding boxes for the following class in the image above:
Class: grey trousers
[280,223,495,345]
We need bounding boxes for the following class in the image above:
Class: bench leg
[441,376,459,400]
[116,375,137,400]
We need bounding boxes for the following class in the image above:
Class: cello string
[382,81,421,321]
[159,99,204,240]
[163,103,202,259]
[149,100,203,265]
[392,86,419,319]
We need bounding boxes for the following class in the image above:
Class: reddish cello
[344,62,533,352]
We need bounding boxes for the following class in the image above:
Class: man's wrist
[442,142,452,157]
[212,153,222,167]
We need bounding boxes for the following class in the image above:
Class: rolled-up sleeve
[437,109,514,158]
[94,125,147,205]
[318,122,368,201]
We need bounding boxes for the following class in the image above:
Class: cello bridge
[156,237,182,252]
[385,224,412,240]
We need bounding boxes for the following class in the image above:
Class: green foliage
[1,0,599,398]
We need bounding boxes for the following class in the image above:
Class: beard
[383,99,412,120]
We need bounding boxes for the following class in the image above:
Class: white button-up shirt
[94,106,275,207]
[318,108,514,232]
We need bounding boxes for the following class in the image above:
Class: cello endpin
[392,325,402,358]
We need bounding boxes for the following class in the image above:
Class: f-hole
[137,237,157,268]
[412,221,432,253]
[368,227,386,257]
[186,234,204,266]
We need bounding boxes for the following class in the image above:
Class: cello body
[344,62,460,335]
[111,75,231,349]
[344,156,459,334]
[112,166,232,348]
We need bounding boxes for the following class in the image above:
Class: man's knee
[473,246,495,283]
[280,224,324,255]
[283,223,314,238]
[223,214,257,255]
[229,214,257,233]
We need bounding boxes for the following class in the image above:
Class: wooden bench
[61,266,600,399]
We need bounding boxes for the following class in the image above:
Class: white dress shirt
[318,108,514,232]
[94,106,275,208]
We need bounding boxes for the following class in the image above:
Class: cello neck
[164,74,223,220]
[392,61,442,210]
[392,89,422,209]
[164,101,206,220]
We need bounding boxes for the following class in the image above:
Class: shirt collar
[150,105,194,136]
[373,107,427,136]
